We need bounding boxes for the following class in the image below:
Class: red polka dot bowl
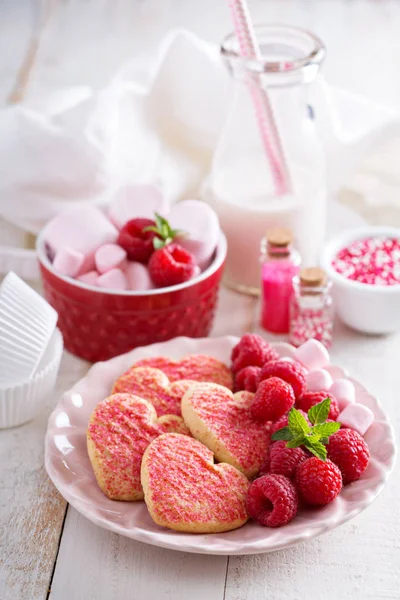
[36,231,227,362]
[321,226,400,334]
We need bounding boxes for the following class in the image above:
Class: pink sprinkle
[332,236,400,286]
[133,355,234,390]
[185,385,269,477]
[289,306,333,349]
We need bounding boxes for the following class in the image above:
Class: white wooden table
[0,2,400,599]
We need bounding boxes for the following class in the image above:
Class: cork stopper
[300,267,327,288]
[266,228,293,248]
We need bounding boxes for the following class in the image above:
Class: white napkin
[0,28,400,279]
[0,30,229,237]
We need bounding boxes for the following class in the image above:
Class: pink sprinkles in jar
[289,267,333,349]
[332,236,400,285]
[289,305,333,349]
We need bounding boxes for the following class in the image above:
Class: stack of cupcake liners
[0,272,63,428]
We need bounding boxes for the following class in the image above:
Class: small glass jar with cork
[289,267,333,348]
[260,228,301,334]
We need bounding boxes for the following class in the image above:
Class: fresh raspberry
[251,377,295,423]
[148,243,196,287]
[117,218,159,263]
[259,359,307,399]
[296,457,342,506]
[326,429,370,484]
[271,409,310,435]
[246,474,298,527]
[234,366,261,392]
[260,440,307,479]
[296,391,339,420]
[231,334,279,374]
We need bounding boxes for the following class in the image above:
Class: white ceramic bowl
[0,328,63,428]
[321,226,400,334]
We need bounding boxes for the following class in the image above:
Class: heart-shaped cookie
[112,367,195,416]
[141,433,249,533]
[87,393,189,501]
[133,355,234,390]
[182,383,269,478]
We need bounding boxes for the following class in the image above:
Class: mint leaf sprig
[143,213,186,250]
[271,398,340,461]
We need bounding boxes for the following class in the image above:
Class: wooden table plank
[6,0,53,105]
[212,287,258,338]
[0,1,37,103]
[0,277,90,600]
[0,411,66,600]
[0,351,90,600]
[49,509,228,600]
[225,495,400,600]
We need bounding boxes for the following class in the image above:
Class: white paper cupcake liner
[0,328,63,428]
[0,272,58,385]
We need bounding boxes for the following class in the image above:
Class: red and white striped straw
[227,0,292,195]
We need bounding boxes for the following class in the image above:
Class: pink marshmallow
[108,184,168,229]
[97,268,127,291]
[338,403,374,436]
[95,243,127,274]
[192,265,201,279]
[329,379,356,411]
[168,200,220,270]
[125,262,154,291]
[294,339,330,371]
[306,369,333,392]
[44,207,118,273]
[53,246,84,278]
[77,270,99,286]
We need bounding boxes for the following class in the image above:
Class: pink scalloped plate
[45,336,396,555]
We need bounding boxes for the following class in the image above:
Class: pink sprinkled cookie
[112,367,195,416]
[141,433,249,533]
[87,394,189,501]
[133,355,234,390]
[181,383,269,478]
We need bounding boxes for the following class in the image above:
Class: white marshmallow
[294,339,330,371]
[107,184,168,229]
[330,379,356,411]
[95,243,127,274]
[77,270,99,286]
[306,369,333,392]
[45,207,118,256]
[124,262,154,291]
[168,200,220,270]
[338,403,374,436]
[97,268,127,291]
[53,246,84,278]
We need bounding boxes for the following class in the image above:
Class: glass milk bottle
[205,25,327,295]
